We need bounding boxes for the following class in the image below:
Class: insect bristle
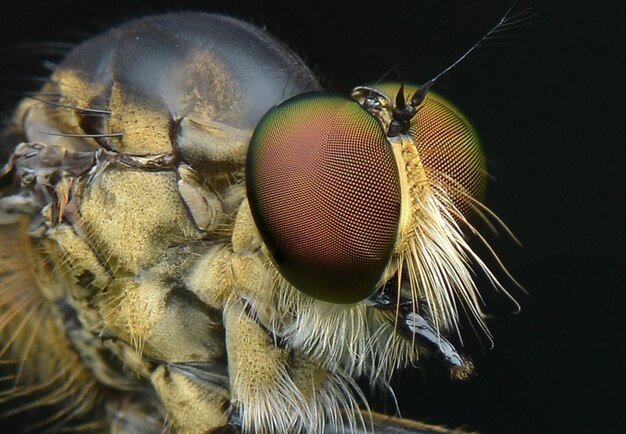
[27,95,112,116]
[400,168,487,335]
[0,223,102,430]
[101,284,148,356]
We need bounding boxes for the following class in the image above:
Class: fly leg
[149,362,231,433]
[222,300,306,434]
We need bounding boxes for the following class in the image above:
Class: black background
[0,1,623,433]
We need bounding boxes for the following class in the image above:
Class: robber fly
[0,6,529,434]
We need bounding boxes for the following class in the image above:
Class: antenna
[387,2,535,137]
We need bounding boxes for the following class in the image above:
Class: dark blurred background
[0,1,623,433]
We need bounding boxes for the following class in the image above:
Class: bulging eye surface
[246,93,401,303]
[378,83,487,219]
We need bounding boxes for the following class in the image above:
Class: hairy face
[0,9,524,434]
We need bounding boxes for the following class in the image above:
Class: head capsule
[245,79,489,309]
[245,6,519,313]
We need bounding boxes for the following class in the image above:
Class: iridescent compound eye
[246,93,401,303]
[376,83,487,220]
[411,93,486,218]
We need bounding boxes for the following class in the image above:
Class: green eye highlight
[246,93,401,304]
[376,83,487,219]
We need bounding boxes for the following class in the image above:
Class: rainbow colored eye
[411,93,486,219]
[246,92,401,304]
[374,83,487,220]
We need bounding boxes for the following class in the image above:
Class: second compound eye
[376,83,488,221]
[246,92,401,304]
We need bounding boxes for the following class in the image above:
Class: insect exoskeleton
[245,81,494,384]
[0,9,521,434]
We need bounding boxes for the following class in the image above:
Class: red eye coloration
[377,83,487,220]
[246,93,401,303]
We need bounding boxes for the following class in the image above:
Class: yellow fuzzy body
[0,11,517,434]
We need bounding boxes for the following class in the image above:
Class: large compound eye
[377,83,487,220]
[411,92,486,218]
[246,93,401,304]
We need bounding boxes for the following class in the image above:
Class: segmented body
[0,11,507,434]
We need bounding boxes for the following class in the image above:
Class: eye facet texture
[246,93,401,303]
[379,83,487,219]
